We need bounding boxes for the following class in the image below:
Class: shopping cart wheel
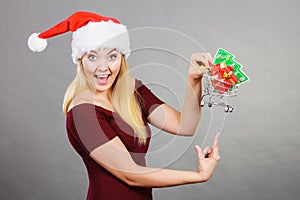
[200,101,205,107]
[208,102,212,107]
[224,105,229,112]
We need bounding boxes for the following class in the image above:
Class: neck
[95,89,112,103]
[79,87,113,105]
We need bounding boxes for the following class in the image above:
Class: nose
[94,57,112,72]
[97,64,109,71]
[96,60,110,71]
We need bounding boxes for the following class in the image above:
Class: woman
[28,11,220,200]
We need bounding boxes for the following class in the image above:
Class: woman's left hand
[188,52,213,82]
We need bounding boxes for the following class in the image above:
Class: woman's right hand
[195,133,221,181]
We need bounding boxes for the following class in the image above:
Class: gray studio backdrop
[1,0,299,200]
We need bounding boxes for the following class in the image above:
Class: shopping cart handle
[196,61,205,67]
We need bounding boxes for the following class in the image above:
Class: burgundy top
[66,79,165,200]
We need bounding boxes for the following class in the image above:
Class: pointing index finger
[211,133,220,158]
[214,132,220,146]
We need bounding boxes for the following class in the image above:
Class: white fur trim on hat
[27,33,48,52]
[71,20,130,64]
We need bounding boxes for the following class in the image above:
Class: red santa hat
[27,11,130,64]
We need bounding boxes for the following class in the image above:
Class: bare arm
[148,53,213,136]
[90,134,220,188]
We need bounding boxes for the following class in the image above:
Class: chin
[95,84,112,92]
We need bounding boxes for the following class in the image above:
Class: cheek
[82,61,97,74]
[110,60,121,74]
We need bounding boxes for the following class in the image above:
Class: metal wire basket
[200,68,238,113]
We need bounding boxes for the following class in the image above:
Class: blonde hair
[62,55,147,144]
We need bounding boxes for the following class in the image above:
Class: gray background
[1,0,299,199]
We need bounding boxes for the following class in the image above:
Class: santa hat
[27,11,130,64]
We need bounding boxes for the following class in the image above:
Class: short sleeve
[135,79,165,118]
[69,104,117,154]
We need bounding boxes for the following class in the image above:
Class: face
[81,48,122,93]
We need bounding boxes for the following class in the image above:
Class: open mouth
[94,74,111,84]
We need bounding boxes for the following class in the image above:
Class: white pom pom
[27,33,47,52]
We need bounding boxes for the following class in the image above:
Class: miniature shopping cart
[200,66,238,113]
[198,48,249,113]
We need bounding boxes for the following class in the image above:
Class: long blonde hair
[62,55,147,144]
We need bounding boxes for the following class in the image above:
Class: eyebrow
[107,48,117,54]
[90,48,117,55]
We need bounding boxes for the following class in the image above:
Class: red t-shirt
[66,78,165,200]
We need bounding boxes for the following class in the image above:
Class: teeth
[95,74,109,78]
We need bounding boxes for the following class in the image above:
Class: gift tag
[213,48,250,85]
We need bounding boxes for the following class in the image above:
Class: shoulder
[67,90,95,113]
[134,78,143,88]
[134,78,146,101]
[134,78,157,98]
[134,78,148,93]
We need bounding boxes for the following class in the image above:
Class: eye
[87,54,96,61]
[108,54,118,61]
